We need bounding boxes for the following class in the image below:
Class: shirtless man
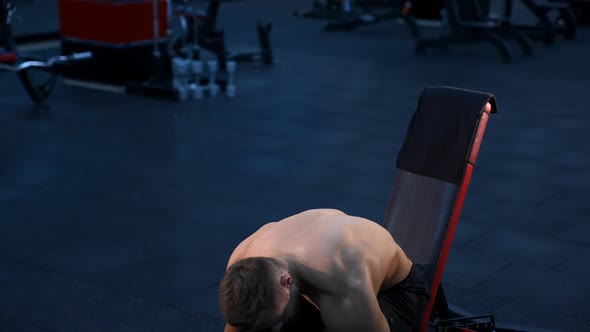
[218,208,431,332]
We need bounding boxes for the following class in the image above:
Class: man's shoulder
[302,208,347,216]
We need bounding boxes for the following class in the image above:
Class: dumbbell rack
[125,57,237,101]
[171,57,237,100]
[125,0,238,101]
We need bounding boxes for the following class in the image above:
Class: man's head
[218,257,301,331]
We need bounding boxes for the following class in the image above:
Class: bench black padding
[382,86,497,332]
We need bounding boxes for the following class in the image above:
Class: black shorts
[278,264,431,332]
[377,264,431,331]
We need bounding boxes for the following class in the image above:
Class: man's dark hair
[218,257,284,330]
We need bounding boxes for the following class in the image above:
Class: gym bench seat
[383,86,504,331]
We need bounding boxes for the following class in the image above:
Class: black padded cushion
[384,170,458,266]
[397,86,497,185]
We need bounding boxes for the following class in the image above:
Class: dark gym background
[1,0,589,331]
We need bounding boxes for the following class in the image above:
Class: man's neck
[280,256,325,295]
[276,256,306,289]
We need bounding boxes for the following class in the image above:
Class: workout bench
[295,0,421,38]
[172,0,273,71]
[498,0,577,44]
[415,0,534,64]
[382,87,542,331]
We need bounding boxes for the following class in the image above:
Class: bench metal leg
[402,15,421,38]
[502,29,534,56]
[557,8,577,40]
[480,33,513,64]
[520,0,556,45]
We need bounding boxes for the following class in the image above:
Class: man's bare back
[224,208,416,331]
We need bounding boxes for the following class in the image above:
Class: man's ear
[280,275,292,288]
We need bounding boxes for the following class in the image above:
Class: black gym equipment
[415,0,534,64]
[549,0,590,25]
[127,0,273,99]
[294,0,421,38]
[171,0,273,71]
[0,0,92,104]
[0,0,16,52]
[492,0,576,45]
[294,0,354,19]
[60,0,273,100]
[382,86,546,331]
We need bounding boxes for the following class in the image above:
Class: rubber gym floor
[1,1,589,331]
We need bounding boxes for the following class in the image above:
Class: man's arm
[224,323,240,332]
[319,282,390,332]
